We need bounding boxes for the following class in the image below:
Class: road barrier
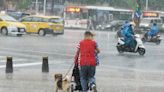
[6,57,13,73]
[42,57,49,73]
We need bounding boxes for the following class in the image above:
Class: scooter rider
[123,23,135,50]
[147,23,159,38]
[117,21,130,37]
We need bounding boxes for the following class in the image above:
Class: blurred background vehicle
[96,20,124,31]
[139,18,163,31]
[139,11,164,32]
[20,15,64,36]
[0,14,26,36]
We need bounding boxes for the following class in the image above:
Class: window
[0,15,17,22]
[31,17,42,22]
[21,17,32,22]
[42,18,49,22]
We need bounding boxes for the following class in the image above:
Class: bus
[64,6,88,29]
[64,6,133,29]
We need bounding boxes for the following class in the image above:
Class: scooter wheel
[138,48,145,56]
[116,46,124,53]
[141,38,146,43]
[156,40,161,45]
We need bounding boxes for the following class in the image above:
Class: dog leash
[62,63,74,79]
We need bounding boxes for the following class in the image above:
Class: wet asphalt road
[0,29,164,92]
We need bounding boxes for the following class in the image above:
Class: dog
[54,74,71,92]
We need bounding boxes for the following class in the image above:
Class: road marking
[100,65,164,73]
[0,58,27,62]
[0,47,74,57]
[0,62,42,68]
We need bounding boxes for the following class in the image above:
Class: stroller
[71,65,82,92]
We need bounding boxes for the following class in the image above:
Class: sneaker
[92,84,97,92]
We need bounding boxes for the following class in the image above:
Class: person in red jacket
[74,31,100,92]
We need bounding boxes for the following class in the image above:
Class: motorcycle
[142,31,161,45]
[116,34,146,55]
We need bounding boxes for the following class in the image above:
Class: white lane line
[100,65,164,73]
[0,58,29,63]
[0,62,42,68]
[0,51,41,58]
[0,47,74,57]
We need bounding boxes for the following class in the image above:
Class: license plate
[20,29,24,32]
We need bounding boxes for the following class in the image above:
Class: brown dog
[54,74,71,92]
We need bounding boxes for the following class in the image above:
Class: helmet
[153,23,157,26]
[125,20,129,24]
[129,22,136,27]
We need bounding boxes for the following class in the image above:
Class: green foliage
[17,0,32,9]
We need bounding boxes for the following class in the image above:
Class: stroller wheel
[71,84,74,92]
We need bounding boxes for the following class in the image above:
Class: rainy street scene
[0,0,164,92]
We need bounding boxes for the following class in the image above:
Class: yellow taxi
[20,15,64,36]
[0,14,26,36]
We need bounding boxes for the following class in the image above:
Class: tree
[16,0,32,9]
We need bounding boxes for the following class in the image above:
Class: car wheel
[38,29,46,36]
[1,27,8,35]
[156,40,161,45]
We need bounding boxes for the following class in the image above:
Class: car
[20,15,64,36]
[97,20,124,31]
[0,14,26,36]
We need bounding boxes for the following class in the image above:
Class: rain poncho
[122,25,135,48]
[148,25,159,37]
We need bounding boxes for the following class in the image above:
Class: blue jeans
[80,66,96,92]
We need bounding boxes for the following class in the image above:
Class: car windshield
[0,15,17,22]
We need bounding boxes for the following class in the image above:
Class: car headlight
[106,25,111,28]
[143,24,149,27]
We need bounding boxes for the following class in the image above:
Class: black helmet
[153,23,157,26]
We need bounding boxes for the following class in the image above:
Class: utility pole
[43,0,47,15]
[145,0,148,11]
[51,0,55,14]
[35,0,38,14]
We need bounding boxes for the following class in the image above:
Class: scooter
[142,31,161,45]
[116,34,146,55]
